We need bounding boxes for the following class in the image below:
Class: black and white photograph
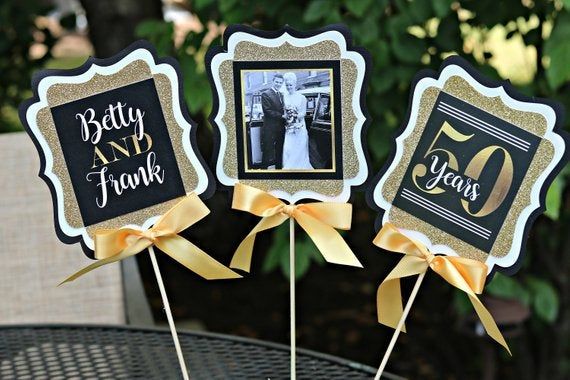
[237,67,339,175]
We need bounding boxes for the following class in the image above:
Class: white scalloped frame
[20,42,212,254]
[370,57,568,275]
[207,25,371,203]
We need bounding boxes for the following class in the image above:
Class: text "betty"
[76,102,145,145]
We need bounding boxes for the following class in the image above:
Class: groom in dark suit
[261,73,285,169]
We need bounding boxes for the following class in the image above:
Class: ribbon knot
[229,183,362,272]
[60,193,241,284]
[373,223,510,354]
[281,204,297,216]
[125,233,144,246]
[140,229,161,242]
[423,251,436,266]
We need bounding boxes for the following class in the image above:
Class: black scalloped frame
[18,40,215,258]
[205,23,373,203]
[365,55,569,278]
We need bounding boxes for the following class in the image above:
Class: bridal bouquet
[284,105,302,133]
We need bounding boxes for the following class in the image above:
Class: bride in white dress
[281,72,313,170]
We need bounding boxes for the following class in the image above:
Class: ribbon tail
[230,213,288,272]
[468,294,511,355]
[377,255,428,332]
[294,211,362,268]
[433,259,510,354]
[156,235,242,280]
[377,277,404,332]
[59,248,141,285]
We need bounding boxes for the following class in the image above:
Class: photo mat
[233,60,343,180]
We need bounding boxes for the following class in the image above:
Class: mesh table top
[0,325,378,379]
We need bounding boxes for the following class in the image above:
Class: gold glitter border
[381,75,552,262]
[37,59,199,240]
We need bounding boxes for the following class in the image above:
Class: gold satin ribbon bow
[229,183,362,272]
[61,193,241,284]
[374,223,511,354]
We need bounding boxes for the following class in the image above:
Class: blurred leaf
[392,34,426,64]
[562,0,570,9]
[435,14,462,51]
[486,273,531,306]
[293,238,314,278]
[194,0,216,10]
[522,26,541,47]
[371,68,396,94]
[325,8,343,24]
[370,40,391,69]
[387,13,414,38]
[453,290,473,316]
[431,0,454,18]
[344,0,374,17]
[184,30,208,51]
[303,0,331,23]
[351,14,380,45]
[263,223,321,280]
[279,242,291,278]
[0,1,56,133]
[544,11,570,90]
[277,6,305,27]
[262,223,288,273]
[219,0,238,13]
[136,20,164,37]
[179,52,212,114]
[477,62,501,80]
[367,119,392,160]
[408,0,433,23]
[135,20,174,55]
[309,240,326,264]
[462,0,528,27]
[394,65,419,86]
[280,233,312,280]
[527,276,559,323]
[545,174,564,220]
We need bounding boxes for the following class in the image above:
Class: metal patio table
[0,324,385,379]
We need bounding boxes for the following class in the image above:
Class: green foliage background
[0,0,55,132]
[2,0,570,378]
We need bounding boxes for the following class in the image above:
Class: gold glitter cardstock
[368,56,569,275]
[19,41,212,258]
[206,24,371,203]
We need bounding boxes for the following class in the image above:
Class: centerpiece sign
[19,41,240,380]
[366,56,569,379]
[206,24,371,379]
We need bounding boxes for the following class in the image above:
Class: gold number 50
[412,121,514,217]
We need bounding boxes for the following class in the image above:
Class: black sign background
[233,60,343,180]
[393,92,540,253]
[51,78,185,226]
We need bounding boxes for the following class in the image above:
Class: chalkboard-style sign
[367,56,569,276]
[19,41,213,257]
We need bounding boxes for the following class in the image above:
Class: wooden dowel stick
[290,216,296,380]
[148,246,190,380]
[374,272,426,380]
